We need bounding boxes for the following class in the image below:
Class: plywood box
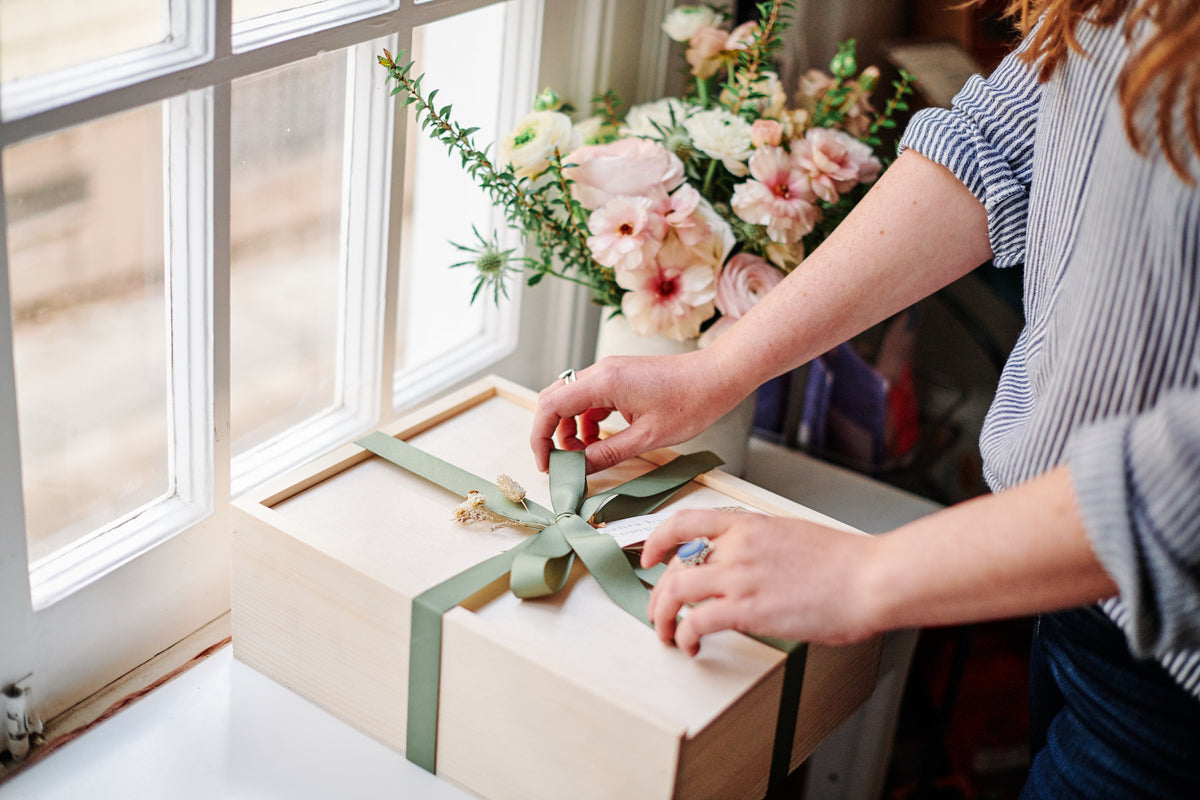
[232,376,881,800]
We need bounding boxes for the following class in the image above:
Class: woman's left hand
[641,509,880,656]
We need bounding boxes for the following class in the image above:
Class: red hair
[1004,0,1200,179]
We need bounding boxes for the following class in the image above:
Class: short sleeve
[898,43,1042,268]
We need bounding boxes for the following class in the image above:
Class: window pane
[396,1,510,372]
[0,0,165,84]
[4,104,168,563]
[234,0,320,22]
[233,0,366,23]
[230,50,347,454]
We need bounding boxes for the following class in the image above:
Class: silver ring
[677,537,713,567]
[558,368,577,384]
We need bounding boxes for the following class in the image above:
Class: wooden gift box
[232,376,881,800]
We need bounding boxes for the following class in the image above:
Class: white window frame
[0,0,675,744]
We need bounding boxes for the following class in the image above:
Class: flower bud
[533,87,564,112]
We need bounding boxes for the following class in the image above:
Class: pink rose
[686,24,727,79]
[750,119,783,149]
[698,252,783,347]
[715,252,784,318]
[563,137,685,210]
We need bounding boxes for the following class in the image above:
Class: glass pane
[233,0,355,23]
[396,1,509,372]
[4,104,169,563]
[230,50,346,454]
[0,0,165,84]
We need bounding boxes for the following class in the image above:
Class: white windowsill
[1,645,472,800]
[1,439,940,800]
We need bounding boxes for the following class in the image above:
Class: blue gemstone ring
[677,537,714,567]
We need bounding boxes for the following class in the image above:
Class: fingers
[640,509,732,568]
[646,562,727,649]
[531,368,612,472]
[672,599,750,657]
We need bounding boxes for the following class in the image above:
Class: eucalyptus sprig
[378,48,620,304]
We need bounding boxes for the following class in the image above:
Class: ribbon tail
[407,541,532,772]
[560,516,653,624]
[584,450,723,523]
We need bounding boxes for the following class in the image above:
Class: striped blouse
[899,14,1200,695]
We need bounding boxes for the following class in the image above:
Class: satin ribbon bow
[355,432,722,772]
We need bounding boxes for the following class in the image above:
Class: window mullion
[0,159,36,688]
[336,39,396,432]
[211,80,233,505]
[166,90,218,521]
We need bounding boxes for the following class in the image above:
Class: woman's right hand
[530,349,743,473]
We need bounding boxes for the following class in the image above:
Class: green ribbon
[355,431,807,790]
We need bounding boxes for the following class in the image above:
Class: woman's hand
[641,509,880,656]
[530,350,744,473]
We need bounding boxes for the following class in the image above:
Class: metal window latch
[3,675,43,762]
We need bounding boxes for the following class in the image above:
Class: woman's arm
[641,464,1119,655]
[530,148,993,473]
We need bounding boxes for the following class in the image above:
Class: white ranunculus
[498,111,580,179]
[662,6,721,42]
[683,109,754,177]
[623,98,692,139]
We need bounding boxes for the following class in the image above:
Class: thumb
[582,426,651,473]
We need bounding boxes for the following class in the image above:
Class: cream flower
[586,196,666,273]
[623,98,692,139]
[573,115,616,145]
[499,111,580,179]
[662,5,721,42]
[793,127,881,203]
[731,146,819,243]
[564,137,685,210]
[684,109,754,177]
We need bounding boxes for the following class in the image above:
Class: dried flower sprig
[496,474,529,512]
[453,491,529,531]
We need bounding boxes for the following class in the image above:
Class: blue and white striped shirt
[900,15,1200,695]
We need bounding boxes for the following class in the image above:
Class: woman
[531,1,1200,796]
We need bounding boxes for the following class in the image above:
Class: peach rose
[751,119,783,149]
[563,137,685,210]
[686,24,728,79]
[714,252,784,318]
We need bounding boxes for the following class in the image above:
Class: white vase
[593,314,757,476]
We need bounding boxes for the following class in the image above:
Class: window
[0,0,670,735]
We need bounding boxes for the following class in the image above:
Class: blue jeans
[1020,607,1200,799]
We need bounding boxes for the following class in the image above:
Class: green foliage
[377,48,620,305]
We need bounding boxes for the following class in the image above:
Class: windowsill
[2,439,940,800]
[2,644,473,800]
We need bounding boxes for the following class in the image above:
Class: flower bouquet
[378,0,912,344]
